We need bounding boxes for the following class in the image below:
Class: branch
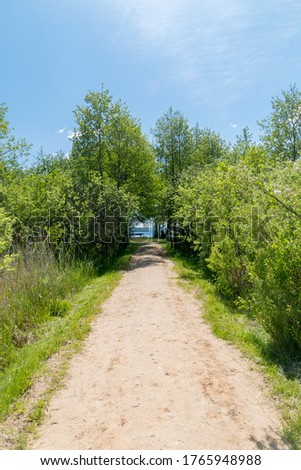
[256,183,301,219]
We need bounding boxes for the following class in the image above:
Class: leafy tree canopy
[258,83,301,161]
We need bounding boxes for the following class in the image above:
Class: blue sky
[1,0,301,157]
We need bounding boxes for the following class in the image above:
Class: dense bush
[0,207,16,271]
[175,153,301,355]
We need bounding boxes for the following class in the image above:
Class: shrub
[0,207,16,271]
[175,156,301,356]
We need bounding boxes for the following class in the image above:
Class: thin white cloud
[230,123,239,129]
[104,0,301,106]
[57,127,67,134]
[104,0,249,102]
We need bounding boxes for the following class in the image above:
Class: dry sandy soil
[31,243,287,450]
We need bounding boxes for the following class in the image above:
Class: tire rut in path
[31,243,287,450]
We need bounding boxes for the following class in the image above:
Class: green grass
[166,247,301,450]
[0,244,136,425]
[0,246,98,371]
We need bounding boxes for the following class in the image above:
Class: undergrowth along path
[31,243,287,450]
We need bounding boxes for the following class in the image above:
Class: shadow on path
[127,243,168,271]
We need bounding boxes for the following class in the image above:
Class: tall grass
[0,245,95,371]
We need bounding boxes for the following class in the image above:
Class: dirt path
[31,243,287,450]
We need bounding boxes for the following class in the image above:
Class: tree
[0,104,30,170]
[151,108,193,247]
[231,127,253,160]
[191,125,229,166]
[70,88,113,192]
[151,107,193,188]
[258,83,301,161]
[0,105,31,213]
[106,100,158,216]
[70,89,158,218]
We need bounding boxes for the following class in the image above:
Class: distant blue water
[129,226,156,238]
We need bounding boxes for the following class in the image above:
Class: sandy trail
[31,243,286,450]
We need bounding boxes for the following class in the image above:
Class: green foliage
[249,223,301,354]
[175,151,301,356]
[191,125,229,167]
[207,236,249,299]
[0,106,27,167]
[71,88,112,186]
[0,104,31,201]
[151,107,193,188]
[151,109,228,247]
[0,207,16,271]
[71,87,158,217]
[258,83,301,161]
